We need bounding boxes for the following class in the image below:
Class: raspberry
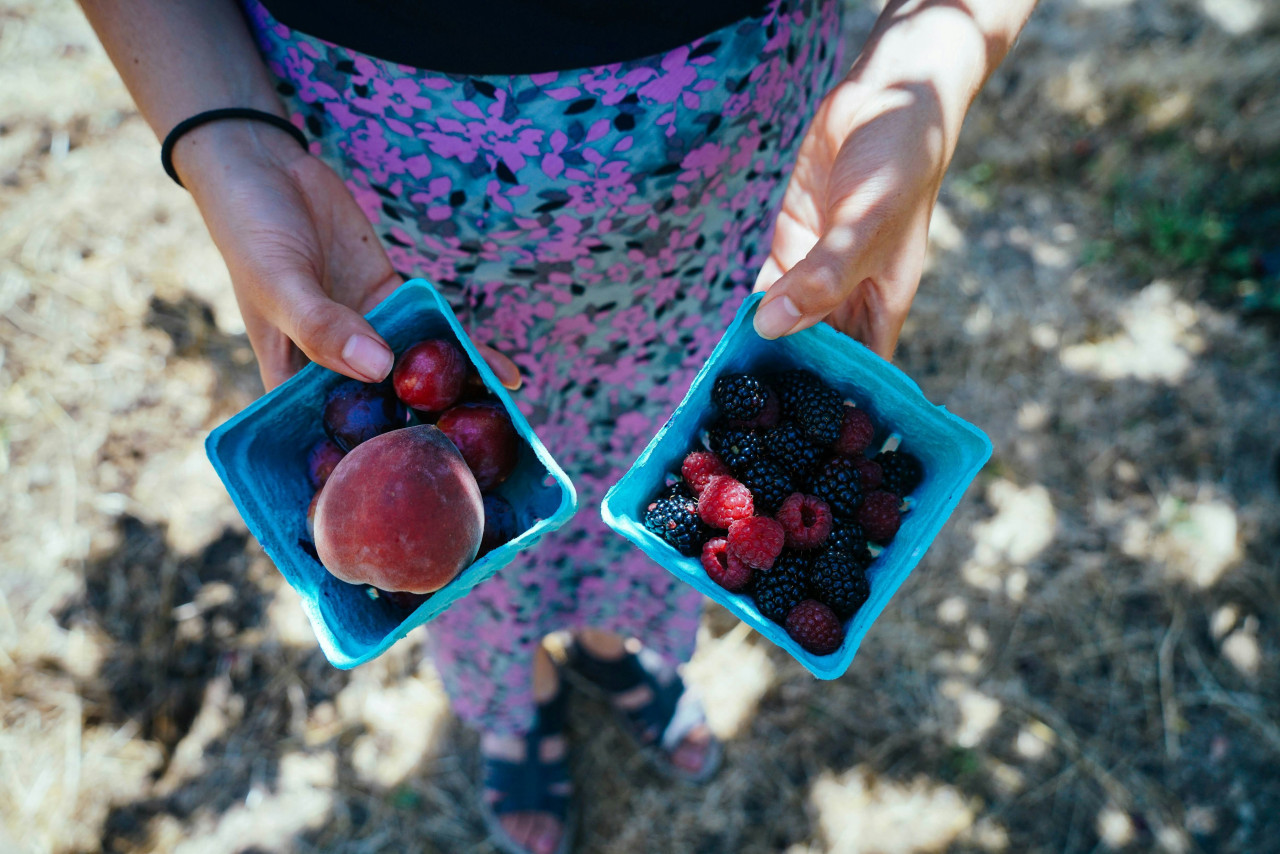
[808,456,866,518]
[854,456,883,490]
[763,421,822,476]
[807,550,872,618]
[702,538,752,592]
[712,374,769,421]
[776,493,833,550]
[737,458,795,513]
[697,476,755,529]
[644,494,707,556]
[785,600,845,655]
[751,554,808,624]
[875,450,924,496]
[827,520,870,554]
[728,516,785,570]
[707,426,762,473]
[681,451,732,495]
[857,491,903,543]
[833,406,875,456]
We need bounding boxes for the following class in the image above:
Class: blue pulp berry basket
[206,280,577,669]
[601,293,992,680]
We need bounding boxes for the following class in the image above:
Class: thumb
[271,274,396,383]
[753,225,866,340]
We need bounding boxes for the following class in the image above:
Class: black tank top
[257,0,771,75]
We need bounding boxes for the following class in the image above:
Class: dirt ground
[2,1,1278,852]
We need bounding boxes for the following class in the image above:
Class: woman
[78,1,1036,852]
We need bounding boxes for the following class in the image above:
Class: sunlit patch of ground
[807,765,979,853]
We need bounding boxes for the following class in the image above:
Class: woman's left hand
[752,0,1037,359]
[752,77,948,359]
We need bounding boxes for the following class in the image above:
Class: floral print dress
[244,0,844,735]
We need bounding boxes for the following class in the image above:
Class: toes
[672,725,713,773]
[500,812,564,854]
[531,815,564,854]
[672,741,706,773]
[501,814,534,848]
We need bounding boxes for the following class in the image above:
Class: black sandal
[478,683,575,854]
[562,640,721,783]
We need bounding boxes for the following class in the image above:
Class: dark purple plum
[479,494,518,557]
[322,380,407,452]
[459,367,490,402]
[436,402,519,490]
[306,439,346,488]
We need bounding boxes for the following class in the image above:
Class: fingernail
[342,334,393,381]
[497,362,522,390]
[753,295,803,340]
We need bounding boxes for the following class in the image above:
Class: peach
[314,425,483,593]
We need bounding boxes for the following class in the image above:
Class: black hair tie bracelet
[161,108,308,188]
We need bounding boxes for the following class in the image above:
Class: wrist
[173,116,310,199]
[843,5,993,150]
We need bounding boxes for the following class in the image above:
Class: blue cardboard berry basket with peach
[601,292,992,680]
[206,279,577,669]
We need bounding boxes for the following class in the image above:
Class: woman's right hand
[175,120,521,392]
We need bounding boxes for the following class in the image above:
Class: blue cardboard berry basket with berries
[601,292,991,680]
[206,279,577,669]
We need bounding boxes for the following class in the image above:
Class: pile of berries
[643,370,924,656]
[302,338,522,610]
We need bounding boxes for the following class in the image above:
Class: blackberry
[775,370,843,446]
[763,421,823,475]
[807,550,872,619]
[875,450,924,496]
[774,369,823,410]
[794,386,844,446]
[827,520,870,554]
[737,458,795,513]
[644,495,707,556]
[751,553,808,624]
[785,600,844,655]
[657,479,695,501]
[713,374,770,421]
[708,426,762,473]
[808,456,866,518]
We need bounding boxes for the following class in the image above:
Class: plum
[393,339,468,412]
[314,425,483,593]
[479,494,518,557]
[307,439,346,488]
[323,380,407,452]
[436,402,519,491]
[459,367,490,402]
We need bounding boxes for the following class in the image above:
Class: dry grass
[2,0,1279,852]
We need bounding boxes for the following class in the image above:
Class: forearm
[77,0,295,188]
[843,0,1038,154]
